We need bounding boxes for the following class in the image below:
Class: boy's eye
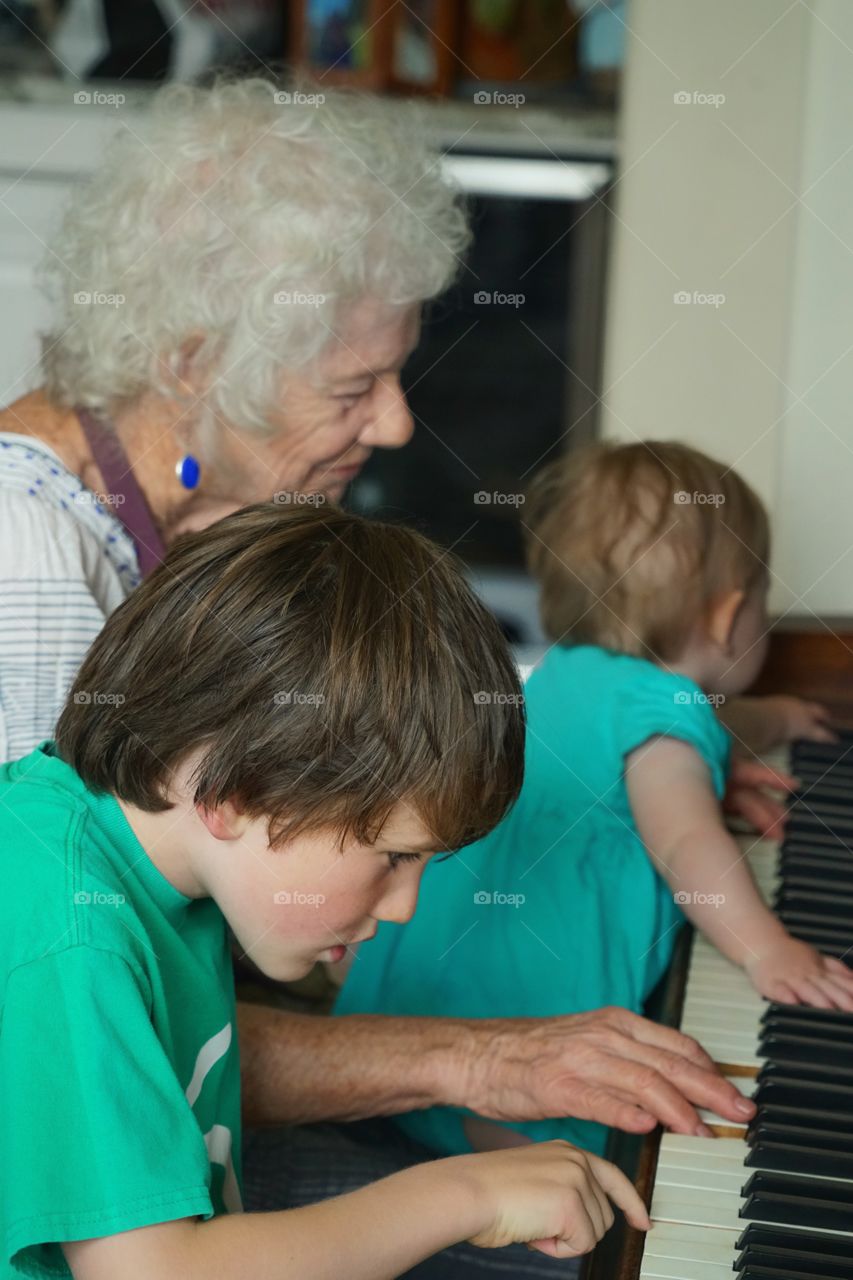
[387,851,423,870]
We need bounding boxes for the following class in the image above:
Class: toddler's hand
[745,934,853,1009]
[762,695,837,746]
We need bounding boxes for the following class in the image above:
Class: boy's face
[203,804,438,981]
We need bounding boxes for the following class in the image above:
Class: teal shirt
[0,744,242,1278]
[335,645,731,1156]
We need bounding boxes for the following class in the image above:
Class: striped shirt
[0,433,141,761]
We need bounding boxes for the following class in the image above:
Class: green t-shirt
[0,743,242,1278]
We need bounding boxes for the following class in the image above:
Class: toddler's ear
[196,798,250,841]
[707,587,745,652]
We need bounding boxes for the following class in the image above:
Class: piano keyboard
[640,733,853,1280]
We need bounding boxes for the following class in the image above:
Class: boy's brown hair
[56,502,524,852]
[523,440,770,662]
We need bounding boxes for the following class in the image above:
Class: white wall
[601,0,853,617]
[775,0,853,617]
[0,100,130,404]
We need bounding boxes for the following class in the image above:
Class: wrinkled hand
[745,935,853,1009]
[466,1006,755,1138]
[723,758,798,840]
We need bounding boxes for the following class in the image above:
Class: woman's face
[216,297,421,505]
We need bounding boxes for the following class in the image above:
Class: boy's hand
[460,1140,649,1258]
[761,695,838,746]
[745,935,853,1009]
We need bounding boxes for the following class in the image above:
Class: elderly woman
[0,77,755,1278]
[0,77,452,758]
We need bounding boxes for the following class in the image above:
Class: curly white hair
[39,76,470,434]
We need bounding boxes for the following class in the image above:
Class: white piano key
[642,1221,739,1264]
[634,744,853,1280]
[651,1187,740,1229]
[653,1156,745,1193]
[639,1255,731,1279]
[658,1134,747,1164]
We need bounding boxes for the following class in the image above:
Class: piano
[583,729,853,1280]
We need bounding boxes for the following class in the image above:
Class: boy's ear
[707,587,745,652]
[196,798,251,841]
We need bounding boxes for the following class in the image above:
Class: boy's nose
[377,879,420,926]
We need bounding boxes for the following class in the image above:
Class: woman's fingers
[616,1008,716,1072]
[599,1018,754,1128]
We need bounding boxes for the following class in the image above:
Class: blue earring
[176,455,201,490]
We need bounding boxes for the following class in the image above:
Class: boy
[0,501,647,1278]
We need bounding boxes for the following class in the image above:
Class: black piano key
[775,925,853,954]
[753,1105,850,1136]
[778,869,853,892]
[756,1059,853,1091]
[736,1223,853,1260]
[780,857,853,878]
[750,1114,853,1145]
[784,828,853,847]
[758,1029,853,1070]
[792,768,853,787]
[754,1073,853,1114]
[761,1006,853,1038]
[735,1264,853,1279]
[783,808,853,829]
[761,1013,853,1043]
[774,886,853,916]
[740,1168,853,1231]
[792,740,853,764]
[776,909,853,935]
[773,907,853,933]
[754,1103,853,1133]
[745,1137,853,1179]
[735,1243,853,1274]
[786,801,853,820]
[766,922,853,953]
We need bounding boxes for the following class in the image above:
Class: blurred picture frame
[291,0,458,95]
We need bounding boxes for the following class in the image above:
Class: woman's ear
[196,798,251,841]
[707,587,746,653]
